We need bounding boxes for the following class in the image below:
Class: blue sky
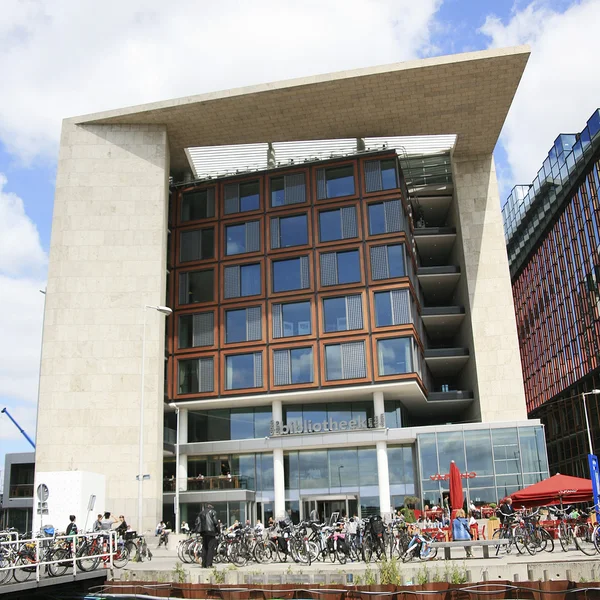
[1,0,600,467]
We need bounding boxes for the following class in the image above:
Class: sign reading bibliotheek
[270,414,386,436]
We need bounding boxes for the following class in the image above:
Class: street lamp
[138,304,172,534]
[582,389,600,456]
[338,465,344,488]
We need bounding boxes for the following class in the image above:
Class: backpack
[370,516,385,535]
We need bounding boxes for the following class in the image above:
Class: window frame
[176,267,218,309]
[267,295,316,344]
[314,200,362,247]
[175,308,218,354]
[267,208,313,253]
[316,243,365,291]
[365,198,409,240]
[360,155,401,197]
[371,332,425,385]
[368,283,420,334]
[219,176,264,220]
[312,160,359,203]
[176,224,218,267]
[220,216,264,259]
[219,257,265,304]
[319,335,372,387]
[177,185,218,225]
[174,351,218,399]
[220,301,267,348]
[268,251,314,298]
[269,341,318,390]
[366,238,416,286]
[221,347,268,395]
[268,168,310,211]
[318,289,368,338]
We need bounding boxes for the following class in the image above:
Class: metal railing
[163,475,255,492]
[8,484,33,498]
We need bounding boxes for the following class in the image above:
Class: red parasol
[510,473,592,508]
[449,461,463,512]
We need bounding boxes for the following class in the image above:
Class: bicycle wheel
[420,544,437,561]
[230,543,248,567]
[254,540,272,563]
[575,524,598,556]
[12,555,36,583]
[539,528,554,553]
[48,548,71,577]
[559,523,573,552]
[76,543,101,572]
[593,526,600,554]
[126,540,140,562]
[362,537,374,563]
[0,555,11,584]
[492,528,508,555]
[113,545,130,568]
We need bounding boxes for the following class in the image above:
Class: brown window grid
[313,199,363,247]
[219,257,265,304]
[175,267,218,310]
[175,223,219,269]
[316,288,369,339]
[218,175,265,221]
[267,294,317,344]
[175,184,219,227]
[310,159,360,204]
[219,300,267,349]
[318,334,372,388]
[315,242,365,292]
[364,237,413,287]
[370,331,424,384]
[269,341,319,391]
[173,351,219,400]
[367,282,421,333]
[362,196,412,241]
[267,207,314,254]
[219,345,268,396]
[173,307,218,354]
[219,215,264,262]
[267,250,315,298]
[358,154,402,199]
[268,167,311,212]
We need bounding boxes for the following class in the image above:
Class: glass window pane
[178,315,193,348]
[358,448,378,485]
[328,403,352,424]
[323,297,347,332]
[241,264,260,296]
[226,309,247,343]
[290,348,313,384]
[254,408,272,438]
[187,270,213,303]
[207,410,230,441]
[418,433,438,480]
[378,337,412,375]
[230,409,254,440]
[387,245,405,277]
[326,166,354,198]
[337,250,360,284]
[240,181,259,212]
[464,429,494,477]
[201,228,214,259]
[374,292,393,327]
[273,258,302,292]
[319,209,342,242]
[182,189,213,221]
[281,301,311,337]
[436,432,466,473]
[329,448,359,487]
[226,224,247,255]
[325,345,342,381]
[226,354,255,389]
[368,203,386,235]
[381,159,397,190]
[298,451,328,489]
[280,214,308,248]
[178,359,198,394]
[271,177,285,206]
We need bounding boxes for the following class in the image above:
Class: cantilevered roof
[71,46,530,173]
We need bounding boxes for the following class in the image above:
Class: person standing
[66,515,78,537]
[198,504,219,568]
[498,497,515,525]
[92,514,103,532]
[451,509,472,558]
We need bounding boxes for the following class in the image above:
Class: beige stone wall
[36,122,170,531]
[451,154,527,422]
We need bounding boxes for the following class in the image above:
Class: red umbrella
[510,473,593,508]
[449,461,463,513]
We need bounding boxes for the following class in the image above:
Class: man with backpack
[197,504,219,568]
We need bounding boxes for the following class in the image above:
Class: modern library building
[35,46,548,532]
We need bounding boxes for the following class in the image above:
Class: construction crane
[1,407,36,449]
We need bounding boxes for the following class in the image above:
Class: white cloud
[481,0,600,187]
[0,0,442,163]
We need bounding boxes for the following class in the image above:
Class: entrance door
[301,496,358,522]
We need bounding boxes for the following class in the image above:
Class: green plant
[432,569,443,583]
[487,516,499,522]
[286,564,293,575]
[404,496,420,509]
[489,503,497,509]
[172,561,187,583]
[448,563,468,585]
[212,567,225,584]
[580,576,588,583]
[400,508,416,523]
[416,564,429,585]
[378,557,402,585]
[364,565,376,586]
[354,574,363,586]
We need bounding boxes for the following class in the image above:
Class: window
[368,200,404,235]
[225,221,260,255]
[370,244,405,280]
[225,306,261,343]
[180,228,214,262]
[271,173,306,207]
[272,301,311,338]
[179,312,214,348]
[325,341,366,380]
[320,249,361,286]
[181,188,215,221]
[224,263,261,299]
[374,289,412,327]
[316,165,355,199]
[364,159,398,192]
[323,295,363,332]
[271,214,308,249]
[224,180,260,214]
[178,357,214,394]
[272,256,310,292]
[179,269,214,304]
[226,352,263,390]
[273,347,314,385]
[318,206,358,242]
[377,337,412,376]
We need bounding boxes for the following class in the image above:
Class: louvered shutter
[246,307,261,341]
[320,252,338,286]
[300,256,310,289]
[205,188,216,218]
[316,169,327,200]
[341,341,366,379]
[224,183,240,215]
[346,295,363,330]
[246,221,260,252]
[253,352,263,387]
[391,289,410,325]
[270,217,280,249]
[179,272,189,305]
[284,173,305,205]
[224,265,240,299]
[365,161,383,192]
[198,357,214,392]
[341,206,357,239]
[193,312,214,346]
[384,200,402,233]
[273,349,291,385]
[272,303,283,338]
[370,246,389,280]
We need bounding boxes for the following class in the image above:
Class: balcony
[417,266,461,305]
[163,475,255,493]
[424,347,469,377]
[414,227,457,267]
[9,484,33,498]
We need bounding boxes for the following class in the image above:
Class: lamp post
[582,390,600,456]
[138,304,172,534]
[338,465,344,488]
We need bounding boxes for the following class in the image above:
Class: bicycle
[401,527,437,562]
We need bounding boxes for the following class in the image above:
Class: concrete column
[178,408,188,491]
[376,440,392,515]
[178,455,188,492]
[373,391,385,420]
[272,399,283,424]
[273,448,285,520]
